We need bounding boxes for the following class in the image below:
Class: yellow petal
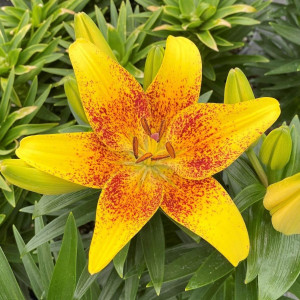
[161,174,249,266]
[164,98,280,180]
[146,36,202,131]
[16,133,126,188]
[0,159,85,194]
[89,169,163,274]
[69,39,149,151]
[264,172,300,235]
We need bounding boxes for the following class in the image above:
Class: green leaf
[247,205,300,300]
[13,226,43,299]
[28,15,53,46]
[0,174,12,192]
[196,31,218,51]
[179,0,195,16]
[265,60,300,75]
[140,212,165,295]
[186,251,234,290]
[0,247,25,300]
[198,90,213,103]
[234,184,266,213]
[113,242,130,278]
[35,216,54,297]
[110,0,118,27]
[226,16,260,26]
[117,2,127,43]
[0,68,15,123]
[73,264,99,300]
[98,267,123,300]
[270,22,300,46]
[48,213,78,300]
[23,197,97,252]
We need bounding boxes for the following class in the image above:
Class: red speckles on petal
[164,98,280,180]
[88,169,163,274]
[160,174,249,266]
[69,39,149,152]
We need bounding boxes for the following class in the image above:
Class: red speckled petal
[165,98,280,180]
[16,133,126,188]
[146,36,202,131]
[69,39,149,151]
[88,169,163,274]
[161,174,249,266]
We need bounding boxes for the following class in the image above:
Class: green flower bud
[74,12,116,60]
[64,76,89,125]
[143,46,164,90]
[0,159,86,195]
[259,125,292,170]
[224,68,255,104]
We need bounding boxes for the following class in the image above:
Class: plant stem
[246,148,268,188]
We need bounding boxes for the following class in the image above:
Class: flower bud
[0,159,86,195]
[264,172,300,235]
[259,125,292,170]
[64,76,89,125]
[74,12,116,60]
[224,68,255,104]
[143,46,164,90]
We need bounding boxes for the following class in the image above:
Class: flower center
[133,118,176,166]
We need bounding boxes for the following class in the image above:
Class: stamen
[158,120,166,142]
[141,117,151,136]
[151,154,170,161]
[166,142,176,158]
[136,152,153,163]
[133,137,138,159]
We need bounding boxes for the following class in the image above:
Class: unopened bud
[0,159,86,195]
[264,172,300,235]
[143,46,164,90]
[224,68,255,104]
[74,12,116,60]
[64,76,89,125]
[259,125,292,170]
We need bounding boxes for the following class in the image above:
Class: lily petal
[264,172,300,235]
[16,133,126,188]
[146,36,202,131]
[161,174,249,266]
[165,98,280,180]
[69,39,149,151]
[89,169,163,274]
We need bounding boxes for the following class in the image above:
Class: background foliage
[0,0,299,299]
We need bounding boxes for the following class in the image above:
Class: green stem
[246,148,268,188]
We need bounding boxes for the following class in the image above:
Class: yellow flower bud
[224,68,255,104]
[0,159,86,195]
[259,125,292,170]
[143,46,164,90]
[64,76,89,125]
[264,172,300,235]
[74,12,116,61]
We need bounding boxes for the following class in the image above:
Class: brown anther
[136,152,153,163]
[151,154,170,161]
[141,117,151,136]
[166,142,176,158]
[158,120,166,142]
[133,137,138,159]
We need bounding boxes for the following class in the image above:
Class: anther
[151,154,170,161]
[141,117,151,136]
[136,152,153,163]
[158,120,166,142]
[166,142,176,158]
[133,137,138,159]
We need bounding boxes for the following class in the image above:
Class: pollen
[151,154,170,161]
[133,137,138,159]
[141,117,152,136]
[166,142,176,158]
[136,152,153,163]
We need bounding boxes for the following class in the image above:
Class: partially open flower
[264,172,300,235]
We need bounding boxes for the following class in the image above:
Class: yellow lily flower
[14,36,280,274]
[264,172,300,235]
